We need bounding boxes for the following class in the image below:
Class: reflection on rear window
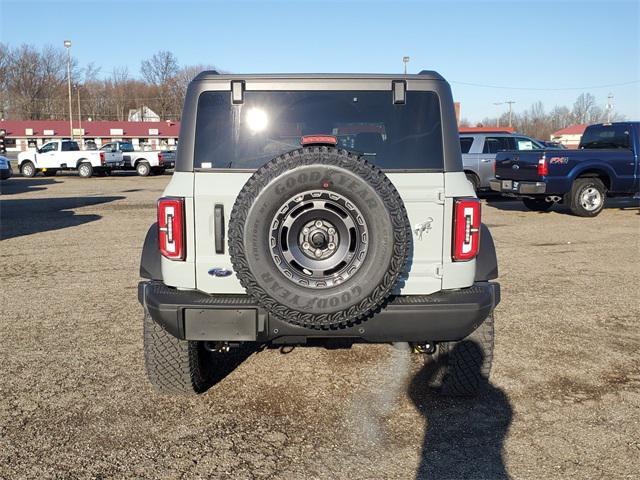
[194,90,443,170]
[580,125,630,149]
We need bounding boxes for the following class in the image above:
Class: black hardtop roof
[193,71,445,82]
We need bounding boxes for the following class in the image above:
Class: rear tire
[522,198,553,212]
[423,313,495,396]
[143,311,252,395]
[568,178,606,217]
[143,312,214,394]
[21,161,36,177]
[136,161,150,177]
[77,163,93,178]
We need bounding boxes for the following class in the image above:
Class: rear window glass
[482,136,514,154]
[194,90,443,170]
[580,124,630,149]
[61,141,80,152]
[460,137,474,154]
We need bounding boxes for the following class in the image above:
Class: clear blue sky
[1,0,638,121]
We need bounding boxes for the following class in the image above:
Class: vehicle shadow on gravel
[0,178,59,195]
[408,344,513,480]
[485,196,640,213]
[0,196,124,240]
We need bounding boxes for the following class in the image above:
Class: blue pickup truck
[490,122,639,216]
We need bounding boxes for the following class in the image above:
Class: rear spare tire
[228,146,410,329]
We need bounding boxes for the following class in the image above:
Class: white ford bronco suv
[138,72,500,396]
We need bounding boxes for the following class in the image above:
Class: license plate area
[184,308,257,341]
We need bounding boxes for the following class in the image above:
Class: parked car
[100,141,176,176]
[0,155,12,180]
[490,122,640,216]
[459,132,546,191]
[138,71,500,397]
[17,139,122,178]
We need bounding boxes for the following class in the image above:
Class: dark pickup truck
[490,122,640,216]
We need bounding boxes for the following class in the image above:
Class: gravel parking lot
[1,173,638,479]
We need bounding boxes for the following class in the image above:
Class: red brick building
[0,120,180,152]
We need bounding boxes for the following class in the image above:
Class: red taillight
[158,197,185,260]
[453,198,481,262]
[99,151,105,165]
[537,155,548,176]
[158,152,164,165]
[301,135,337,146]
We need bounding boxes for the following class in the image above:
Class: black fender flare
[140,223,162,280]
[475,223,498,281]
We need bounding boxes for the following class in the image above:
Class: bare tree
[572,93,597,124]
[0,43,10,118]
[140,51,179,120]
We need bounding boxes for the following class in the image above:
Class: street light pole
[76,86,82,134]
[403,56,410,75]
[64,40,73,140]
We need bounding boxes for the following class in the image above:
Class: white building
[128,106,161,122]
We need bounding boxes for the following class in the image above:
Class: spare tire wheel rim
[269,190,369,289]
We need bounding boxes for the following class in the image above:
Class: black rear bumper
[138,281,500,344]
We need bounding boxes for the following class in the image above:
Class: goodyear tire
[228,146,410,329]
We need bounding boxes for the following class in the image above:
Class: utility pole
[64,40,73,140]
[505,100,515,128]
[606,94,613,123]
[493,102,503,127]
[403,56,410,75]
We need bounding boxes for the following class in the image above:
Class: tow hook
[204,341,240,353]
[411,342,436,355]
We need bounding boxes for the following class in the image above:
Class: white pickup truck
[100,141,176,176]
[18,139,122,178]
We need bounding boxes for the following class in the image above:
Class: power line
[450,79,640,91]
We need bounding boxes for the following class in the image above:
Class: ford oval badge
[208,268,233,277]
